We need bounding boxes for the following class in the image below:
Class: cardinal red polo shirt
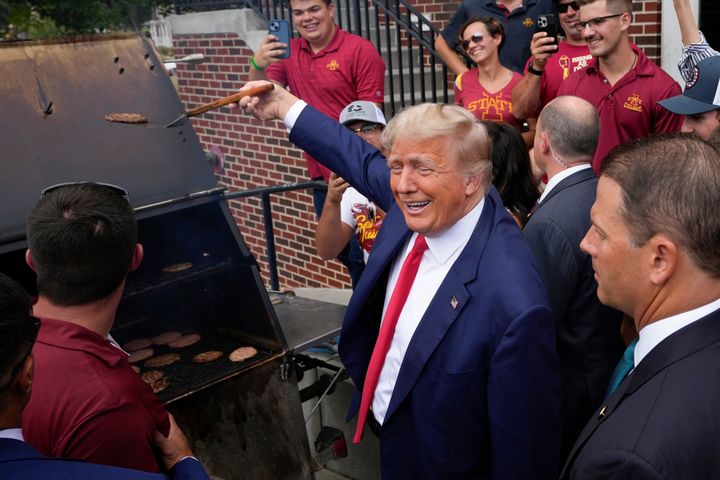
[266,27,385,180]
[557,45,682,172]
[23,318,170,473]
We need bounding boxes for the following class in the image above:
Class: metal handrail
[167,0,473,117]
[224,180,326,290]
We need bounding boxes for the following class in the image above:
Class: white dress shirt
[372,199,485,424]
[635,297,720,366]
[0,428,24,441]
[538,164,592,204]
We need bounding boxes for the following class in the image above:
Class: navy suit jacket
[0,438,208,479]
[290,105,561,479]
[561,307,720,479]
[523,168,624,460]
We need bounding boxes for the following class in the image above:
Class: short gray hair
[381,103,492,185]
[538,95,599,161]
[602,134,720,277]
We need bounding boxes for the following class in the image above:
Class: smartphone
[536,14,558,47]
[269,19,291,59]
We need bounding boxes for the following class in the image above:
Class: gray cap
[339,101,387,126]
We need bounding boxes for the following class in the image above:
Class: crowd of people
[2,0,720,478]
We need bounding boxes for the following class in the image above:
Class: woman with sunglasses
[454,17,535,147]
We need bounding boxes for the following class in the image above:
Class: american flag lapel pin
[450,296,459,309]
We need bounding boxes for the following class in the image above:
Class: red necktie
[353,235,429,443]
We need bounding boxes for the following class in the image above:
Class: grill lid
[0,34,218,245]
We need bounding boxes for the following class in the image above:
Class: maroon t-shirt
[523,41,592,115]
[23,318,170,473]
[557,45,682,172]
[266,27,385,180]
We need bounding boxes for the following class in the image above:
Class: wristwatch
[528,62,544,76]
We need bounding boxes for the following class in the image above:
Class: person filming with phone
[248,0,385,287]
[512,1,592,120]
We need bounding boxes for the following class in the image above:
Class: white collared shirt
[372,198,485,424]
[0,428,24,441]
[635,297,720,366]
[538,164,592,204]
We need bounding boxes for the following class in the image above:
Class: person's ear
[18,354,34,400]
[464,172,483,197]
[647,234,677,286]
[130,244,144,271]
[25,250,36,272]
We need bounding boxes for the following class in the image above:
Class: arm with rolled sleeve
[488,305,561,480]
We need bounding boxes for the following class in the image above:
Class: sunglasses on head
[461,33,484,50]
[556,1,579,13]
[40,182,130,202]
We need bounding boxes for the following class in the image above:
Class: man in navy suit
[239,82,561,479]
[523,96,624,461]
[561,134,720,478]
[0,273,208,480]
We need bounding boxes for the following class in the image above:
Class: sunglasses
[0,315,41,394]
[40,181,130,202]
[556,1,579,13]
[461,33,484,50]
[348,124,382,135]
[578,13,625,29]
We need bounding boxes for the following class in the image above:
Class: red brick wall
[173,33,352,290]
[171,2,664,290]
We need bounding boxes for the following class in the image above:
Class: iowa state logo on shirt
[623,93,643,113]
[523,18,534,28]
[327,59,340,71]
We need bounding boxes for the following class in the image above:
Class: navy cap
[659,56,720,115]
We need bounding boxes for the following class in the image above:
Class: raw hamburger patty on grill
[104,113,148,124]
[123,338,152,351]
[168,334,201,349]
[229,346,258,363]
[128,348,154,364]
[141,370,164,384]
[151,331,181,345]
[193,351,223,363]
[145,353,181,368]
[162,262,193,273]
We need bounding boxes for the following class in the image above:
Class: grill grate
[123,257,233,298]
[113,320,276,403]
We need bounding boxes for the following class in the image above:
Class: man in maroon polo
[557,0,682,171]
[249,0,385,213]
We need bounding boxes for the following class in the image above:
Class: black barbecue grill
[0,34,316,479]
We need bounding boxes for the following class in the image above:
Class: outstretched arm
[435,35,469,76]
[512,32,557,119]
[673,0,720,83]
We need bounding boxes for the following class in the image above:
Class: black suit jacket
[523,168,624,460]
[562,307,720,479]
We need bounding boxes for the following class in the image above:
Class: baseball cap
[659,56,720,115]
[339,101,387,126]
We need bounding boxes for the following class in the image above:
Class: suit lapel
[538,168,596,208]
[561,307,720,477]
[383,189,500,421]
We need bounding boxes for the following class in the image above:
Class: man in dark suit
[239,82,561,479]
[561,134,720,478]
[523,96,624,461]
[0,273,208,480]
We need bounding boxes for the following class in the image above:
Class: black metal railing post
[260,192,279,290]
